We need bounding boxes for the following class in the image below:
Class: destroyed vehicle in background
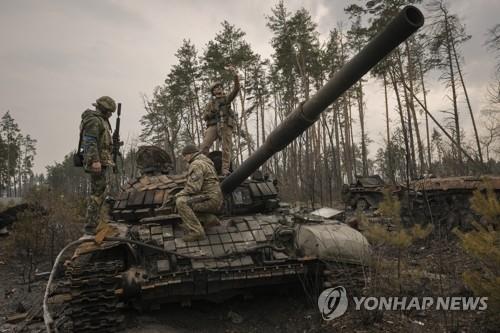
[344,174,500,229]
[342,175,400,211]
[0,197,23,235]
[0,201,47,236]
[408,175,500,229]
[47,6,424,333]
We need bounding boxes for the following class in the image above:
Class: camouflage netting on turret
[136,145,173,175]
[111,174,187,221]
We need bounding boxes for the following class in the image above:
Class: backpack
[73,126,84,167]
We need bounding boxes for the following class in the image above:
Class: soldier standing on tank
[175,144,223,242]
[200,65,240,176]
[80,96,117,235]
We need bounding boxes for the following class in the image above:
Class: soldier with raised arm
[200,65,240,176]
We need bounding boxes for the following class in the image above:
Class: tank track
[52,258,125,333]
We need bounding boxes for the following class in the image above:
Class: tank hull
[108,213,370,304]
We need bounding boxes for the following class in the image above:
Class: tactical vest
[205,96,235,128]
[80,109,113,167]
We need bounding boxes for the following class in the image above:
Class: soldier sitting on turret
[175,144,223,242]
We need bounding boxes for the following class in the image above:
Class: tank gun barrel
[221,5,424,194]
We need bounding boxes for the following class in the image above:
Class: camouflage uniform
[80,96,116,233]
[175,152,223,238]
[200,73,240,175]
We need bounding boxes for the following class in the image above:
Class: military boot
[199,213,220,228]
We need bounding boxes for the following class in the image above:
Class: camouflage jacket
[176,153,222,200]
[203,74,240,128]
[80,109,113,168]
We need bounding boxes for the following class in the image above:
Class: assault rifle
[112,103,123,173]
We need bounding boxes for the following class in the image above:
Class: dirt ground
[0,224,496,333]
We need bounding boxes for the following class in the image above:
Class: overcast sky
[0,0,498,174]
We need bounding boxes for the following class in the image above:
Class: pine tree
[0,111,22,196]
[140,83,183,167]
[454,185,500,326]
[19,135,37,195]
[428,1,474,171]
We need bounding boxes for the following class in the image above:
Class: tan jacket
[176,153,223,200]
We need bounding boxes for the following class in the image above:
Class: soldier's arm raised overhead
[226,65,240,102]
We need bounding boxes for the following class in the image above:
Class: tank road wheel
[51,257,126,333]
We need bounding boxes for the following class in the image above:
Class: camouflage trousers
[85,168,110,231]
[200,124,232,174]
[175,194,222,235]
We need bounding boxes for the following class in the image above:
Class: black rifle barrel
[221,5,424,194]
[116,103,122,123]
[114,103,121,145]
[113,103,122,172]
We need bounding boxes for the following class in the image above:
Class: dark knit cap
[181,144,199,156]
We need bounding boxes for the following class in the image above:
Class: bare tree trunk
[396,50,417,176]
[334,106,342,188]
[406,42,426,174]
[256,100,259,148]
[451,35,484,165]
[417,57,432,170]
[390,68,413,181]
[404,82,479,166]
[188,100,196,143]
[320,113,331,203]
[343,96,353,183]
[348,96,356,176]
[383,72,394,183]
[261,95,266,143]
[237,106,243,166]
[239,69,251,156]
[357,82,368,176]
[442,4,462,168]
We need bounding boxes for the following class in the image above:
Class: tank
[407,175,500,229]
[46,6,424,332]
[342,175,402,211]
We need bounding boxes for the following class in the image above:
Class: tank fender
[295,221,371,265]
[73,223,139,264]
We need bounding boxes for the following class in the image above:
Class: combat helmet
[93,96,117,112]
